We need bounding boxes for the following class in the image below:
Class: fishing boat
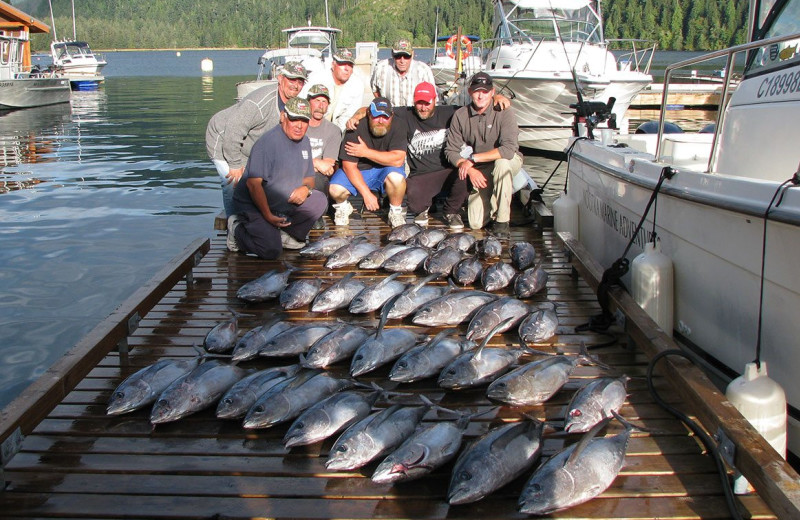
[50,40,106,90]
[236,24,342,99]
[0,25,70,108]
[562,0,800,461]
[482,0,654,152]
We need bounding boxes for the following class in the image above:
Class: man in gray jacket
[206,62,308,216]
[444,72,522,238]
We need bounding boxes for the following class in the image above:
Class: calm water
[0,49,713,408]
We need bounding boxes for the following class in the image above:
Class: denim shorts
[329,166,407,195]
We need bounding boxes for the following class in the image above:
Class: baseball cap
[307,84,330,100]
[468,72,493,91]
[281,62,308,80]
[392,39,413,57]
[332,48,355,64]
[284,97,312,120]
[414,82,437,104]
[369,97,393,118]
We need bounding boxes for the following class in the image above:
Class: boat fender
[631,242,673,336]
[201,58,214,72]
[635,120,683,134]
[553,190,579,239]
[445,35,472,61]
[725,361,787,493]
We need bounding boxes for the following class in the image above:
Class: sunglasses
[392,53,412,60]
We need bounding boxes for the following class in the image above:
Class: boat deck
[0,210,783,519]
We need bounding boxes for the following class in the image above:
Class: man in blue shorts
[228,97,328,259]
[329,97,408,228]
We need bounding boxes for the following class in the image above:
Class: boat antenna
[548,0,590,131]
[324,0,330,27]
[432,7,439,65]
[47,0,58,41]
[71,0,77,40]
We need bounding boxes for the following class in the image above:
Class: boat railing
[606,38,657,74]
[655,30,800,170]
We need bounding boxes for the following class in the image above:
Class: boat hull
[0,77,71,108]
[567,139,800,456]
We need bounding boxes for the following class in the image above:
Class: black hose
[647,349,744,520]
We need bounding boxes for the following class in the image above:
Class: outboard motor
[570,97,616,140]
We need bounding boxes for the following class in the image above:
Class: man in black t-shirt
[329,97,409,228]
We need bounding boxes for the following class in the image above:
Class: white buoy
[201,58,214,73]
[176,51,181,57]
[631,241,673,335]
[726,362,787,493]
[553,190,579,238]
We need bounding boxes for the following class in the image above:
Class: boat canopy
[495,0,602,45]
[505,0,593,10]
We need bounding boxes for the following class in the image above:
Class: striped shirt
[370,58,436,107]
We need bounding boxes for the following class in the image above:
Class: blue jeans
[212,158,235,217]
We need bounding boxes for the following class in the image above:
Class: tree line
[20,0,749,52]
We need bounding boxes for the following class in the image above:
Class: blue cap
[369,97,392,118]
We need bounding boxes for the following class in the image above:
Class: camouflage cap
[283,97,312,120]
[392,39,413,56]
[307,84,330,100]
[280,61,308,80]
[332,48,355,64]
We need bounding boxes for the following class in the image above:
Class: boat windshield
[498,5,602,45]
[54,42,94,58]
[747,0,800,74]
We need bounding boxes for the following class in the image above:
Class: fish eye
[530,483,542,492]
[157,399,167,406]
[223,398,232,405]
[459,471,472,481]
[337,445,348,453]
[295,422,304,429]
[397,361,407,369]
[114,391,124,399]
[255,405,264,413]
[354,355,362,361]
[446,369,456,375]
[570,409,581,417]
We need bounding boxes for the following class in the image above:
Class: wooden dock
[0,210,793,519]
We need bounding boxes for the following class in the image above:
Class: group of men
[206,39,522,260]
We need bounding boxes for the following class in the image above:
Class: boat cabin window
[501,7,601,45]
[748,0,800,74]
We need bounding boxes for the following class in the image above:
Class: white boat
[482,0,654,151]
[236,24,342,99]
[0,30,70,109]
[430,34,483,86]
[563,0,800,459]
[50,40,106,89]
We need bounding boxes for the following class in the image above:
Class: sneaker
[333,200,353,226]
[487,220,510,239]
[443,213,464,230]
[414,209,429,226]
[280,230,306,250]
[388,208,406,228]
[312,216,326,230]
[226,214,241,252]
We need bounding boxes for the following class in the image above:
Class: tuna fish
[107,355,203,415]
[514,262,549,298]
[518,303,559,344]
[215,364,302,419]
[382,246,430,273]
[203,308,247,353]
[300,323,372,369]
[348,273,406,314]
[279,278,324,310]
[385,274,449,320]
[231,319,293,361]
[408,228,448,248]
[424,245,463,276]
[389,329,476,383]
[466,296,530,341]
[481,261,517,292]
[518,414,632,515]
[150,359,250,424]
[474,236,503,259]
[439,317,531,389]
[412,289,498,327]
[242,370,354,429]
[325,403,429,470]
[259,322,340,357]
[564,376,629,433]
[283,389,380,448]
[324,237,379,269]
[299,233,353,258]
[510,241,537,270]
[350,295,422,377]
[236,264,302,302]
[311,272,367,313]
[372,413,470,484]
[448,418,544,504]
[358,242,411,269]
[451,254,483,286]
[487,355,577,406]
[387,222,423,242]
[436,232,476,253]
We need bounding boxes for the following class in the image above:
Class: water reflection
[201,74,214,101]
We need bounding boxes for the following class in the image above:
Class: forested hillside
[17,0,749,52]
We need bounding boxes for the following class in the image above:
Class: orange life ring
[445,35,473,61]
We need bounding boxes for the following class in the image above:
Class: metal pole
[47,0,58,41]
[72,0,77,40]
